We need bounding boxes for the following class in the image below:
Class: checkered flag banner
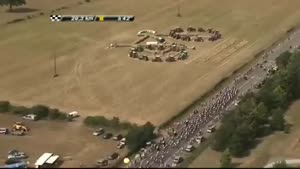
[50,15,62,22]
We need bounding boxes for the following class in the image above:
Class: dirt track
[0,0,300,125]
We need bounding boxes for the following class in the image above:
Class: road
[126,28,300,168]
[264,159,300,168]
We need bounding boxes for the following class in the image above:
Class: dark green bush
[0,101,10,112]
[31,105,49,119]
[11,106,30,116]
[0,101,67,121]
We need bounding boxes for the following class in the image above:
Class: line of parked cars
[92,128,126,149]
[92,128,126,167]
[96,151,121,167]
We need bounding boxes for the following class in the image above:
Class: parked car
[234,101,239,106]
[195,136,205,144]
[255,82,262,89]
[93,128,104,136]
[207,125,216,133]
[184,145,194,152]
[22,114,37,121]
[108,153,119,160]
[7,150,27,160]
[4,158,24,165]
[171,163,177,167]
[103,133,113,139]
[68,111,79,118]
[8,150,22,155]
[0,128,9,134]
[120,137,126,143]
[112,134,123,141]
[146,141,152,146]
[173,156,183,164]
[117,142,125,149]
[96,159,108,167]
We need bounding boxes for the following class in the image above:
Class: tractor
[166,55,176,62]
[197,27,206,32]
[138,55,149,61]
[152,56,162,62]
[173,27,184,33]
[194,36,204,42]
[180,35,191,41]
[178,51,189,60]
[187,26,196,32]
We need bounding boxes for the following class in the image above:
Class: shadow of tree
[8,8,39,13]
[232,162,242,168]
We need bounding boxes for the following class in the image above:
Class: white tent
[35,153,53,167]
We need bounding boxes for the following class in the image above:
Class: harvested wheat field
[0,0,300,125]
[0,0,82,24]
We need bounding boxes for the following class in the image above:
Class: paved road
[264,159,300,168]
[126,29,300,168]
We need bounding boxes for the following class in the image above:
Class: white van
[68,111,79,118]
[23,114,37,121]
[207,125,216,133]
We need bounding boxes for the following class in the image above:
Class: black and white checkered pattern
[50,15,62,22]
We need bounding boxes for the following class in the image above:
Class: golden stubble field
[0,0,300,125]
[0,0,81,24]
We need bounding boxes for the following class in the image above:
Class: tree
[272,85,288,108]
[11,106,29,116]
[270,108,285,131]
[31,105,49,119]
[126,122,156,151]
[0,0,26,12]
[212,114,236,151]
[0,101,10,112]
[220,149,232,168]
[255,102,268,120]
[110,117,120,128]
[48,108,62,120]
[276,51,292,68]
[228,122,255,156]
[285,65,300,100]
[272,160,289,168]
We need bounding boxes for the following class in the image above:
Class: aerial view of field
[0,0,80,24]
[189,100,300,168]
[1,0,300,126]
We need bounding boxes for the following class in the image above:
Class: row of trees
[0,101,68,120]
[213,51,300,157]
[84,116,136,130]
[0,0,26,11]
[83,116,156,151]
